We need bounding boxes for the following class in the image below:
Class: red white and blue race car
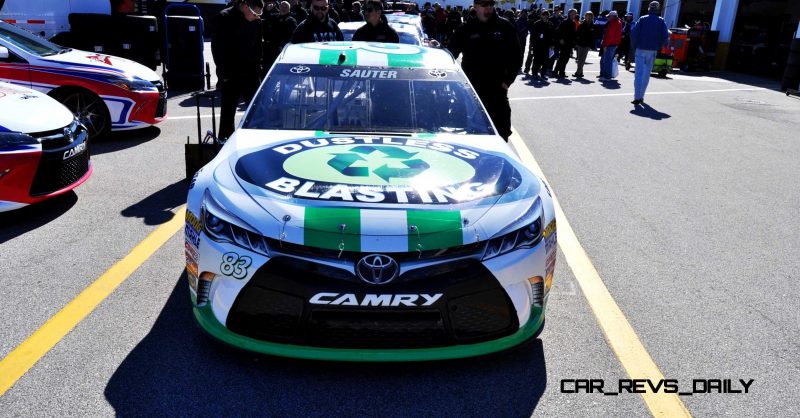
[0,21,166,137]
[0,81,90,212]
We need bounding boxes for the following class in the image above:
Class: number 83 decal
[220,252,252,279]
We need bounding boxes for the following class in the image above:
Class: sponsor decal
[188,169,201,190]
[184,211,201,248]
[86,54,113,66]
[543,219,557,290]
[187,269,198,292]
[309,292,443,307]
[235,137,520,205]
[220,252,252,280]
[339,69,398,79]
[185,241,199,264]
[63,142,86,160]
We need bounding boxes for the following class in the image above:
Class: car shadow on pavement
[92,127,161,156]
[0,192,78,244]
[630,103,672,120]
[105,274,548,417]
[120,179,188,225]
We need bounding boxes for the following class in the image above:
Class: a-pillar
[710,0,739,70]
[662,0,680,28]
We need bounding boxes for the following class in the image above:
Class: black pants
[476,86,512,141]
[528,48,550,77]
[554,45,573,74]
[219,74,260,140]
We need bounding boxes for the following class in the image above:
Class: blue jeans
[634,49,657,100]
[600,45,617,78]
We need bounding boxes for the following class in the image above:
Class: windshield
[0,22,64,56]
[243,64,494,135]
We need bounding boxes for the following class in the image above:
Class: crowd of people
[211,0,669,140]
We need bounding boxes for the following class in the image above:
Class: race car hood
[0,82,72,133]
[208,130,541,251]
[43,49,161,82]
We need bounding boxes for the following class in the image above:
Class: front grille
[308,311,446,348]
[29,145,90,196]
[225,258,518,349]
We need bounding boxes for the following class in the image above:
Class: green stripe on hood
[304,207,362,252]
[407,210,463,251]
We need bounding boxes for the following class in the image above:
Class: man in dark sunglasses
[447,0,521,141]
[211,0,265,140]
[352,1,400,43]
[291,0,344,43]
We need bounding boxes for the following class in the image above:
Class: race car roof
[278,41,457,69]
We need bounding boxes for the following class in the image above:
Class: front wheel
[53,90,110,138]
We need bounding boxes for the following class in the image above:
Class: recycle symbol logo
[327,146,430,182]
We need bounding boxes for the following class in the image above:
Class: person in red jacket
[598,10,621,80]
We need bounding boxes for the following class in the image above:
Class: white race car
[185,42,556,361]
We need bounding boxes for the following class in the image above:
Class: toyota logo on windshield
[356,254,399,285]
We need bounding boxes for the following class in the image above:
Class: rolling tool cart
[653,45,674,77]
[163,3,206,91]
[185,89,220,180]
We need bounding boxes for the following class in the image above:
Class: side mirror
[0,46,9,60]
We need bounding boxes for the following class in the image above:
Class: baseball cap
[608,10,618,17]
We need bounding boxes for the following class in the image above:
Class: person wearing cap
[598,10,621,80]
[291,0,344,43]
[211,0,266,141]
[447,0,521,141]
[553,8,578,78]
[630,1,669,104]
[353,1,399,42]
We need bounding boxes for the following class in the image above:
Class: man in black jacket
[352,1,399,43]
[291,0,344,43]
[211,0,265,140]
[447,0,521,141]
[263,1,297,73]
[553,8,577,78]
[526,9,554,79]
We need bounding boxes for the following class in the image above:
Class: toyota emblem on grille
[356,254,399,285]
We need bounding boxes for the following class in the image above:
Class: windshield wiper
[57,48,72,54]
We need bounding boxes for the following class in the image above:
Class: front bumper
[194,303,544,361]
[188,227,551,361]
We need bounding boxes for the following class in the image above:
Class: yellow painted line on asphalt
[0,205,186,397]
[509,132,691,418]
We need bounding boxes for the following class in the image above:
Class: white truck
[0,0,111,39]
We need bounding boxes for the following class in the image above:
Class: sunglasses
[475,1,495,6]
[247,4,263,16]
[312,5,328,11]
[364,6,381,12]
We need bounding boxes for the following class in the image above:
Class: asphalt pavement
[0,46,798,417]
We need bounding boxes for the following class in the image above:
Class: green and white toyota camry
[185,42,557,361]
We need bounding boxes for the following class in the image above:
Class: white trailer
[0,0,110,39]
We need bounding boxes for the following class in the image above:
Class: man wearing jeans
[598,11,621,80]
[630,1,670,105]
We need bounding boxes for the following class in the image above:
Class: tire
[658,69,668,77]
[51,89,110,138]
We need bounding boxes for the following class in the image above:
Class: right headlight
[201,190,270,256]
[482,198,544,260]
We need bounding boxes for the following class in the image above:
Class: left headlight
[111,77,157,92]
[201,190,270,256]
[482,198,544,260]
